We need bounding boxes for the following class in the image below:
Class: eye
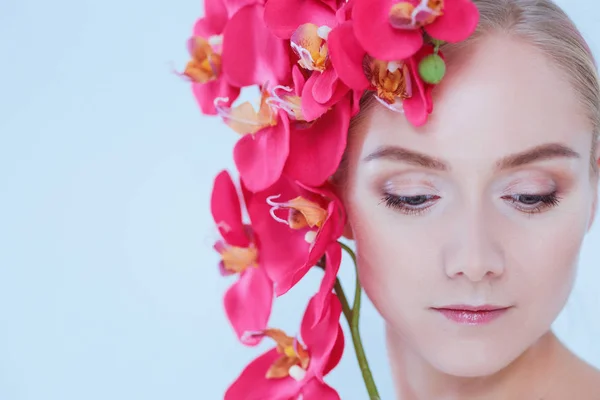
[380,193,441,215]
[501,191,562,214]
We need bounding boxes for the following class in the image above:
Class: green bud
[418,54,446,84]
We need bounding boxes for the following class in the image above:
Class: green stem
[335,241,381,400]
[332,276,353,324]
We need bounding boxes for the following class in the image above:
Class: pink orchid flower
[283,88,352,187]
[364,44,436,126]
[327,19,371,93]
[265,0,368,121]
[221,3,292,88]
[180,0,241,115]
[212,83,292,192]
[264,0,339,39]
[211,170,274,346]
[224,291,344,400]
[246,175,345,296]
[219,69,348,191]
[353,0,480,61]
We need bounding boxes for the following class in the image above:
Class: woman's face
[342,34,599,377]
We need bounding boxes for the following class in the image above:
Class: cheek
[348,198,434,323]
[506,208,587,318]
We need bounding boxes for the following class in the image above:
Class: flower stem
[332,276,353,323]
[335,241,381,400]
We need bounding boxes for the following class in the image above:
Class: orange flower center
[389,0,444,29]
[287,197,327,229]
[184,36,222,83]
[267,195,327,228]
[220,243,258,274]
[368,59,413,104]
[291,23,331,72]
[214,87,278,135]
[262,329,310,380]
[266,195,328,245]
[265,85,306,121]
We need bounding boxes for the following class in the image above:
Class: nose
[443,205,505,282]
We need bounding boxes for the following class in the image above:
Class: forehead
[354,34,592,166]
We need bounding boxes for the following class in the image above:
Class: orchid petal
[301,294,343,373]
[264,0,338,39]
[284,96,350,187]
[328,21,369,90]
[222,4,291,87]
[245,176,311,294]
[425,0,479,43]
[246,176,342,296]
[301,379,341,400]
[223,0,263,17]
[301,70,349,121]
[276,182,345,292]
[234,112,291,192]
[352,0,423,60]
[310,242,342,325]
[192,79,240,115]
[224,266,273,346]
[292,65,308,96]
[200,0,229,35]
[311,68,339,104]
[224,348,302,400]
[210,170,249,246]
[403,45,434,126]
[322,324,345,376]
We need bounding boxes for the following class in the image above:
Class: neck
[386,325,568,400]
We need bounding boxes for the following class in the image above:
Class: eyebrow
[363,143,581,171]
[363,146,448,170]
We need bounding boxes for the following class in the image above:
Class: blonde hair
[346,0,600,176]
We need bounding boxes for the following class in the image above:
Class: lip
[432,305,511,325]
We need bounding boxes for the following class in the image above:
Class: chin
[420,336,525,378]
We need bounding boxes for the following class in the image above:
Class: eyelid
[502,182,557,195]
[382,179,441,195]
[384,187,440,197]
[499,173,559,194]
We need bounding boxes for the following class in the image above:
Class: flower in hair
[183,0,480,397]
[283,83,352,186]
[265,0,368,120]
[181,12,240,114]
[224,291,344,400]
[246,176,345,297]
[221,3,292,87]
[211,170,274,346]
[219,76,351,191]
[365,44,435,125]
[216,87,292,192]
[352,0,479,61]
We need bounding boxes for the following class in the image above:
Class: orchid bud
[418,54,446,84]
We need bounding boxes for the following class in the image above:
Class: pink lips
[433,305,510,325]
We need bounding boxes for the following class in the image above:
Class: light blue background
[0,0,598,399]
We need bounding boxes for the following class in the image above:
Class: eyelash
[380,191,562,216]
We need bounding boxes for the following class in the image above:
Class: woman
[191,0,600,398]
[338,1,600,397]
